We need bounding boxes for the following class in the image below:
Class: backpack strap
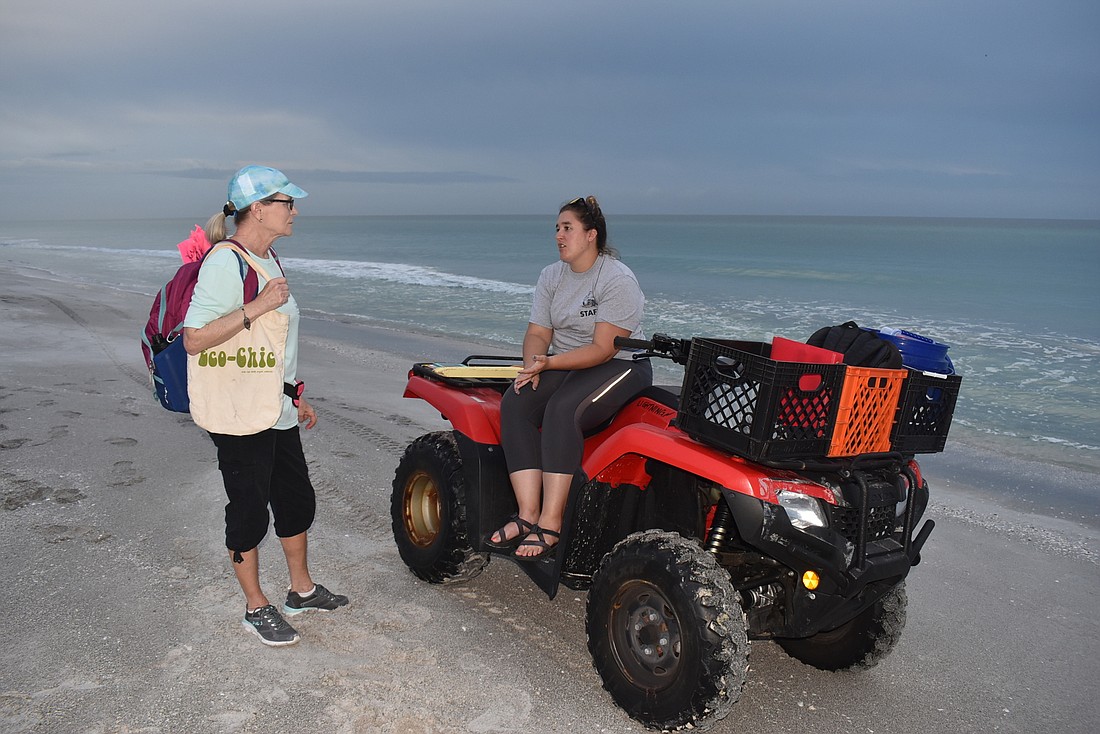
[209,239,283,303]
[222,239,284,276]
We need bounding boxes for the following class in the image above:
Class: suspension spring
[704,499,735,556]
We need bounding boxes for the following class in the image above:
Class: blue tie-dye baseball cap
[227,165,309,210]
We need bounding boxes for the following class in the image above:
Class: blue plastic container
[876,328,955,374]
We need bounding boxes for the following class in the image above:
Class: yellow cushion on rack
[422,364,522,379]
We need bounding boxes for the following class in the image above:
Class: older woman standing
[183,165,347,646]
[488,196,652,560]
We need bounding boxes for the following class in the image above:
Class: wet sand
[1,264,1098,734]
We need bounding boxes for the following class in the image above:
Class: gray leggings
[500,358,653,475]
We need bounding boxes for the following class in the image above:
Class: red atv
[391,333,945,730]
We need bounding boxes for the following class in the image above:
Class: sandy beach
[2,263,1098,734]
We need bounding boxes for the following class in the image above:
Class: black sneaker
[242,604,300,647]
[283,584,349,616]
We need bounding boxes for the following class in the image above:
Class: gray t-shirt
[530,254,646,360]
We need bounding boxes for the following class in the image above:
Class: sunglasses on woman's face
[265,198,295,211]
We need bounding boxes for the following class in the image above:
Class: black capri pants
[209,426,316,556]
[500,358,652,475]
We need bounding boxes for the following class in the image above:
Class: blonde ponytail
[204,211,228,244]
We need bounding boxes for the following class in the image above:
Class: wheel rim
[608,580,683,691]
[402,470,441,547]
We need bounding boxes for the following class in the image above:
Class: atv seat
[639,384,681,412]
[582,384,681,437]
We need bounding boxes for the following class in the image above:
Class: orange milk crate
[826,366,907,457]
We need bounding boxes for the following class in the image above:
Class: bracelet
[241,307,251,331]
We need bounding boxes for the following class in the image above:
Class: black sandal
[484,513,536,550]
[514,525,560,561]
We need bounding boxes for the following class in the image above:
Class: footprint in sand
[156,644,195,675]
[108,460,144,488]
[1,438,30,450]
[1,477,48,510]
[52,487,85,504]
[0,691,41,730]
[467,687,533,732]
[106,437,138,447]
[41,524,111,544]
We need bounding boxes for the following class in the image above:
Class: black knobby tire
[777,582,908,671]
[391,431,488,584]
[586,530,750,731]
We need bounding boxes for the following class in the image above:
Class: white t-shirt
[530,254,646,360]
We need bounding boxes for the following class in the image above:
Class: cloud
[1,0,1097,219]
[151,168,517,185]
[837,159,1009,179]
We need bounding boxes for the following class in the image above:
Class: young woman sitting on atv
[486,195,653,559]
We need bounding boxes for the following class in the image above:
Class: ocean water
[2,215,1098,473]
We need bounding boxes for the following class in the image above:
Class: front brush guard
[721,478,934,638]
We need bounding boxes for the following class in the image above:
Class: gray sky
[2,0,1097,220]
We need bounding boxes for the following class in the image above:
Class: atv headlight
[893,477,910,521]
[777,490,828,530]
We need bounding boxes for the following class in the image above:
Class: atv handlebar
[614,333,693,365]
[614,337,654,352]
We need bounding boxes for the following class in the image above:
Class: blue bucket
[877,328,954,374]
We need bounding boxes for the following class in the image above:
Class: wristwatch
[241,307,251,331]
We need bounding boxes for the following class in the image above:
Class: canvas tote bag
[187,242,290,436]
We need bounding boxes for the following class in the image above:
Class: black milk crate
[675,339,847,461]
[890,369,963,453]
